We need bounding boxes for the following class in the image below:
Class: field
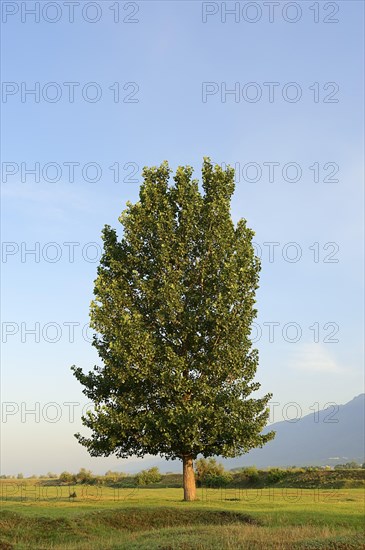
[0,481,364,549]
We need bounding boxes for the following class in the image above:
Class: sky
[1,0,364,476]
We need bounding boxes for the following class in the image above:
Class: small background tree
[75,468,93,484]
[59,471,75,484]
[334,462,361,469]
[239,466,259,484]
[135,467,162,486]
[195,458,232,487]
[104,470,126,483]
[72,159,274,501]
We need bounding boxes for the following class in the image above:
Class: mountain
[220,394,365,469]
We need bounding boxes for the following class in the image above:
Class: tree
[75,468,93,483]
[135,466,162,485]
[195,458,232,487]
[240,466,259,483]
[104,470,126,482]
[59,471,75,483]
[72,159,274,501]
[195,457,225,480]
[334,462,360,470]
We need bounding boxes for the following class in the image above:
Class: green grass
[0,483,364,549]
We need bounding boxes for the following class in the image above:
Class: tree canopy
[72,158,274,500]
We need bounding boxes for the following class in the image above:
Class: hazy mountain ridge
[220,393,365,468]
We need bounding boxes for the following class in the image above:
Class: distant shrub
[59,471,75,483]
[204,472,233,487]
[342,479,365,488]
[241,466,259,483]
[267,468,288,484]
[195,458,229,486]
[334,462,361,470]
[135,467,162,486]
[104,470,126,483]
[76,468,93,484]
[17,473,24,479]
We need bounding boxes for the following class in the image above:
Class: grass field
[1,482,364,549]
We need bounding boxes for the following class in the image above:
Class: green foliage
[334,462,361,470]
[59,471,75,483]
[342,479,365,488]
[75,468,93,484]
[240,466,259,483]
[135,467,162,485]
[267,468,288,484]
[16,473,24,479]
[72,159,274,466]
[104,470,126,483]
[195,458,225,479]
[204,472,234,487]
[195,458,233,487]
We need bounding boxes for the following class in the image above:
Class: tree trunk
[182,455,196,501]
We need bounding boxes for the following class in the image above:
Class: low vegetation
[3,460,363,490]
[0,483,363,549]
[1,460,363,548]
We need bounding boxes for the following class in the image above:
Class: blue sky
[1,1,364,475]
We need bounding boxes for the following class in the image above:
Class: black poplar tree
[72,159,274,501]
